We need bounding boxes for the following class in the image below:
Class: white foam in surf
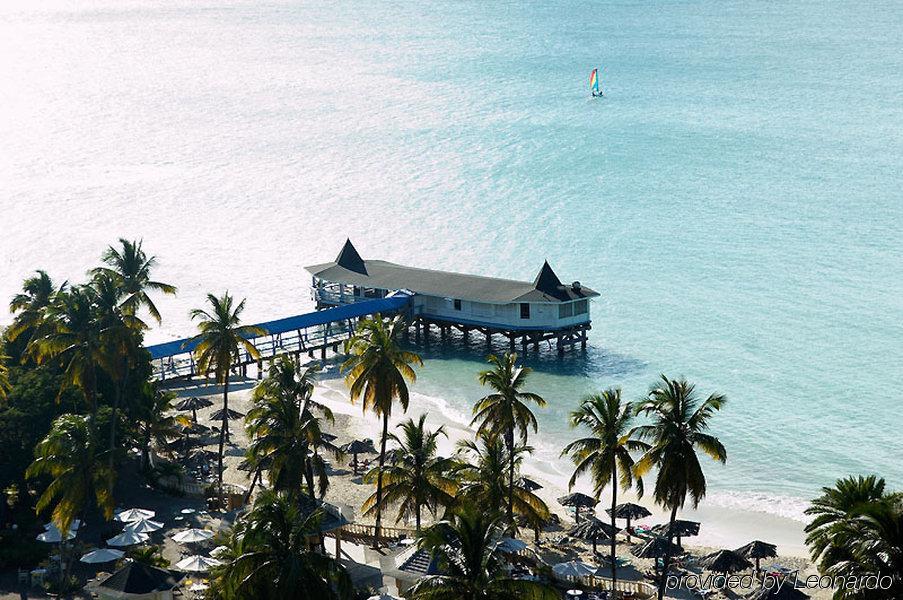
[705,490,811,523]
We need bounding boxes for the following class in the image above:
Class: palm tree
[211,490,352,600]
[341,315,422,542]
[471,352,546,525]
[0,349,9,403]
[632,375,727,600]
[804,477,902,599]
[562,389,648,590]
[91,271,148,468]
[456,432,550,538]
[134,385,180,469]
[91,238,177,323]
[25,413,115,533]
[246,357,336,497]
[804,475,888,570]
[409,506,559,600]
[27,286,105,413]
[190,292,264,502]
[362,414,457,532]
[7,270,64,344]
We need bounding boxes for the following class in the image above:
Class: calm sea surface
[2,0,901,521]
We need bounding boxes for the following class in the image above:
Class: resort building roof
[306,240,599,304]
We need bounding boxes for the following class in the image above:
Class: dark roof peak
[335,239,367,274]
[533,260,564,295]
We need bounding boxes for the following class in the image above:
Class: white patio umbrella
[367,595,404,600]
[116,508,156,523]
[80,548,125,563]
[210,545,229,558]
[552,560,601,578]
[176,555,222,572]
[106,529,150,547]
[128,518,164,534]
[172,528,214,544]
[498,537,528,554]
[189,582,210,592]
[37,527,76,543]
[44,519,81,531]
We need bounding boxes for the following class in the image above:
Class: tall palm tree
[342,315,422,542]
[91,271,148,468]
[456,432,550,537]
[134,386,180,469]
[211,490,353,600]
[632,375,727,600]
[91,238,177,323]
[562,389,648,590]
[25,413,115,533]
[804,475,888,569]
[471,352,546,525]
[27,286,105,413]
[7,269,64,344]
[362,414,457,532]
[409,506,559,600]
[246,357,336,497]
[190,292,264,502]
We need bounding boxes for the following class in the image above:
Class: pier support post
[257,360,263,380]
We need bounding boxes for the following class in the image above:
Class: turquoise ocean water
[2,0,901,522]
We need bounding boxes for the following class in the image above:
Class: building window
[520,303,530,319]
[559,303,574,319]
[574,300,588,315]
[453,299,462,311]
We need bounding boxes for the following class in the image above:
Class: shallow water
[2,0,901,522]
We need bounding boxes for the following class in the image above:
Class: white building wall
[412,294,590,329]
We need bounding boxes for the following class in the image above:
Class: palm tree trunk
[108,378,123,472]
[415,502,421,533]
[657,504,679,600]
[374,411,390,546]
[217,375,229,507]
[244,468,261,504]
[610,467,618,594]
[506,427,515,526]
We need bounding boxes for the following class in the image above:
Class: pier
[146,293,412,380]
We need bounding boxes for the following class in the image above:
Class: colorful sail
[590,68,600,95]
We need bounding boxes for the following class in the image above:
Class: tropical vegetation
[632,375,727,600]
[562,388,647,591]
[342,314,422,541]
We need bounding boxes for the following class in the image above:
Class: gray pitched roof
[98,562,183,595]
[306,241,598,304]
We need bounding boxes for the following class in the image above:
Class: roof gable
[335,239,367,274]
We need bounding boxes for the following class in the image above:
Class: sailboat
[590,68,602,97]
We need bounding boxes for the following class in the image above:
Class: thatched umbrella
[605,502,652,541]
[736,540,778,574]
[748,584,809,600]
[176,396,213,422]
[210,407,245,421]
[631,536,682,561]
[341,439,376,474]
[518,477,543,492]
[568,516,617,553]
[698,549,752,574]
[557,492,598,523]
[652,519,700,546]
